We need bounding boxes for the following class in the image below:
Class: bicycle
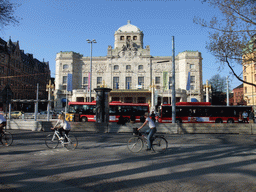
[45,129,78,150]
[0,130,13,146]
[127,128,168,153]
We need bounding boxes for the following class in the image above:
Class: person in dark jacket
[130,113,135,124]
[150,111,156,122]
[117,115,125,125]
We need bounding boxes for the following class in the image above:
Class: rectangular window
[126,65,131,70]
[245,87,247,93]
[97,77,102,85]
[244,76,247,81]
[191,85,195,90]
[244,66,246,72]
[138,77,144,88]
[113,77,119,89]
[190,64,195,69]
[83,77,88,84]
[126,77,132,89]
[155,77,160,84]
[63,76,67,84]
[169,77,172,85]
[191,76,195,83]
[0,66,4,73]
[169,77,173,90]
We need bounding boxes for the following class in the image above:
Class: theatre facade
[54,21,203,111]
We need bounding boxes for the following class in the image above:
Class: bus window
[121,106,133,115]
[109,106,117,115]
[68,105,76,113]
[162,106,171,117]
[136,106,148,116]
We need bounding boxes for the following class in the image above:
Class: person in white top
[51,113,71,140]
[138,112,156,151]
[0,114,7,133]
[242,111,248,123]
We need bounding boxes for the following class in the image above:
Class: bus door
[79,105,96,122]
[159,106,172,123]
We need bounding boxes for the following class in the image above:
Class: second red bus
[158,102,252,123]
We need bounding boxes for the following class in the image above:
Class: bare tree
[194,0,256,86]
[0,0,19,30]
[209,74,227,92]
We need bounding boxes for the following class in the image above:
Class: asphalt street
[1,130,256,192]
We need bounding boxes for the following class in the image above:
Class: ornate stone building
[55,21,203,111]
[243,34,256,108]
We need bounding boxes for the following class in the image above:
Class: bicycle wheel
[127,136,143,153]
[152,136,168,153]
[45,134,59,149]
[64,134,78,150]
[1,132,13,146]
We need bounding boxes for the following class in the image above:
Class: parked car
[39,111,57,119]
[11,111,23,119]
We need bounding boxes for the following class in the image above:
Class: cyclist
[0,114,7,134]
[51,113,71,140]
[137,112,156,151]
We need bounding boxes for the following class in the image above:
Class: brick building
[0,37,51,111]
[233,84,246,105]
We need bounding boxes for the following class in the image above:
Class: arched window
[138,65,143,70]
[126,65,131,70]
[114,65,119,70]
[133,36,137,40]
[120,36,124,40]
[63,64,69,70]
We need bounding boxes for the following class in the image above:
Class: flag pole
[65,82,67,119]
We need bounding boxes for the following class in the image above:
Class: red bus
[158,102,252,123]
[66,101,96,122]
[66,101,149,122]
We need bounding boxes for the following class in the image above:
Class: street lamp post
[172,36,176,124]
[87,39,97,102]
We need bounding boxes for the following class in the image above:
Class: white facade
[54,21,203,111]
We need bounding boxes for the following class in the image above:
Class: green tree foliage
[194,0,256,86]
[0,0,19,30]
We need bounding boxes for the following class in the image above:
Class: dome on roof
[117,20,141,33]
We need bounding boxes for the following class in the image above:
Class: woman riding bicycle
[51,113,71,140]
[137,112,156,151]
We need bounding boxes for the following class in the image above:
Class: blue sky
[1,0,243,89]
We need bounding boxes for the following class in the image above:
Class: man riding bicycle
[137,112,156,151]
